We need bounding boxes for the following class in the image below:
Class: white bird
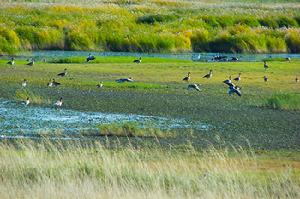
[24,97,30,106]
[54,97,63,107]
[116,77,134,83]
[22,79,27,87]
[188,84,201,91]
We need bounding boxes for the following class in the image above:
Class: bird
[57,68,67,77]
[264,76,268,82]
[7,57,15,65]
[22,79,27,88]
[86,53,95,62]
[26,58,34,66]
[133,57,142,64]
[203,70,213,79]
[286,57,291,62]
[54,97,63,107]
[295,76,299,83]
[48,79,61,87]
[234,73,241,82]
[182,72,191,82]
[263,61,268,70]
[96,82,104,88]
[228,84,242,97]
[116,77,134,83]
[24,97,30,106]
[188,84,201,91]
[224,75,232,84]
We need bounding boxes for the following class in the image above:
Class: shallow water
[0,99,209,139]
[2,50,300,62]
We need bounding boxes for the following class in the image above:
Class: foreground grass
[0,140,299,199]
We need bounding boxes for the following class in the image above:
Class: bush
[191,29,210,52]
[265,93,300,111]
[235,17,260,27]
[259,18,279,28]
[285,30,300,53]
[136,14,177,24]
[277,17,298,28]
[0,27,20,54]
[65,29,94,50]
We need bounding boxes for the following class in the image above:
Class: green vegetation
[0,140,299,199]
[0,1,300,54]
[265,93,300,111]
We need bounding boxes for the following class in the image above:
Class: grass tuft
[265,93,300,111]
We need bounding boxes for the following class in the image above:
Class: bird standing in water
[54,97,63,107]
[24,97,30,106]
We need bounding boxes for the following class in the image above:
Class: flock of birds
[4,54,299,107]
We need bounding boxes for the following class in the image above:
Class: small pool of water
[0,99,210,139]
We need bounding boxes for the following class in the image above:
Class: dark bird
[48,79,61,87]
[96,82,104,88]
[228,84,242,97]
[26,58,34,66]
[223,76,232,85]
[7,57,15,65]
[286,57,291,62]
[133,57,142,64]
[233,73,241,82]
[116,77,134,83]
[57,68,67,77]
[86,53,95,62]
[188,84,201,91]
[295,76,299,83]
[182,72,191,82]
[54,97,63,107]
[264,76,268,82]
[22,79,28,88]
[203,70,213,79]
[263,61,268,70]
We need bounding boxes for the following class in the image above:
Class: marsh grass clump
[96,122,172,138]
[265,93,300,111]
[15,89,49,105]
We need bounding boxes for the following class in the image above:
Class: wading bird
[188,84,201,91]
[203,69,213,79]
[264,61,268,70]
[234,73,241,82]
[182,72,191,82]
[54,97,63,107]
[26,58,34,66]
[22,79,27,88]
[116,77,134,83]
[24,97,30,106]
[7,57,15,65]
[264,76,268,82]
[133,57,142,64]
[57,68,67,77]
[86,53,95,62]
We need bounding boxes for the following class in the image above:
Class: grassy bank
[0,0,300,54]
[0,139,299,199]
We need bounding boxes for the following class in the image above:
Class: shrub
[136,14,177,24]
[201,16,220,28]
[65,29,94,50]
[285,30,300,53]
[265,93,300,111]
[235,17,260,27]
[259,17,279,28]
[277,17,298,28]
[0,27,20,54]
[190,29,210,52]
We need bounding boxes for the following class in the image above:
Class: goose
[228,84,242,97]
[86,53,95,62]
[203,70,213,79]
[96,82,104,88]
[263,61,268,70]
[26,58,34,66]
[264,76,268,82]
[7,57,15,65]
[133,57,142,64]
[54,97,63,107]
[223,76,232,85]
[22,79,27,87]
[116,77,134,83]
[188,84,201,91]
[24,97,30,106]
[48,79,61,87]
[233,73,241,82]
[182,72,191,82]
[295,76,299,83]
[57,68,67,77]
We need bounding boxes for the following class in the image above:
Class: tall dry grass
[0,139,299,199]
